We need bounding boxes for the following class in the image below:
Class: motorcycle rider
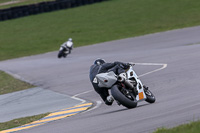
[61,38,73,54]
[89,58,130,106]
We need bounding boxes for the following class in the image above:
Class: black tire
[144,89,156,103]
[58,51,63,58]
[111,85,137,109]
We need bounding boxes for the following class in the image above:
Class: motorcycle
[58,45,69,58]
[95,64,156,109]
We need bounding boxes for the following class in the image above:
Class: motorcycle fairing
[96,71,117,88]
[126,66,147,101]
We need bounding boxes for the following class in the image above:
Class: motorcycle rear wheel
[111,85,137,109]
[58,51,63,58]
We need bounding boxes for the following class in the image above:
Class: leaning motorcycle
[58,46,69,58]
[95,64,156,109]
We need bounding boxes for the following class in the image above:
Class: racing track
[1,26,200,133]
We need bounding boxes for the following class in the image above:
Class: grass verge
[0,113,49,131]
[0,70,34,95]
[154,121,200,133]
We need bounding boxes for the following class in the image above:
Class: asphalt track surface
[1,26,200,133]
[0,87,81,122]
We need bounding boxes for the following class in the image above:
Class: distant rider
[89,59,130,106]
[61,38,73,54]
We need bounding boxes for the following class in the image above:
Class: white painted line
[72,90,93,97]
[71,90,93,104]
[132,63,168,77]
[83,101,102,113]
[71,96,86,104]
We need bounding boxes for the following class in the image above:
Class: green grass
[154,121,200,133]
[1,0,200,61]
[0,113,49,131]
[0,70,34,95]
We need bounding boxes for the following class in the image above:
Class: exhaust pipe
[118,76,138,95]
[118,76,134,89]
[117,76,125,82]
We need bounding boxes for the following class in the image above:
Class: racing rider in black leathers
[89,59,130,106]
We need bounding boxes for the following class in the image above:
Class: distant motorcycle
[96,64,156,109]
[58,45,69,58]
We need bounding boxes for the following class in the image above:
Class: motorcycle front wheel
[144,89,156,103]
[111,85,137,109]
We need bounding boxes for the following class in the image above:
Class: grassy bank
[0,70,34,95]
[1,0,200,61]
[154,121,200,133]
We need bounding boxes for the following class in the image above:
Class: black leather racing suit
[89,61,129,105]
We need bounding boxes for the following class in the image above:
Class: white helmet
[68,38,72,41]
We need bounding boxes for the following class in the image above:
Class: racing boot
[105,95,114,106]
[107,95,114,102]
